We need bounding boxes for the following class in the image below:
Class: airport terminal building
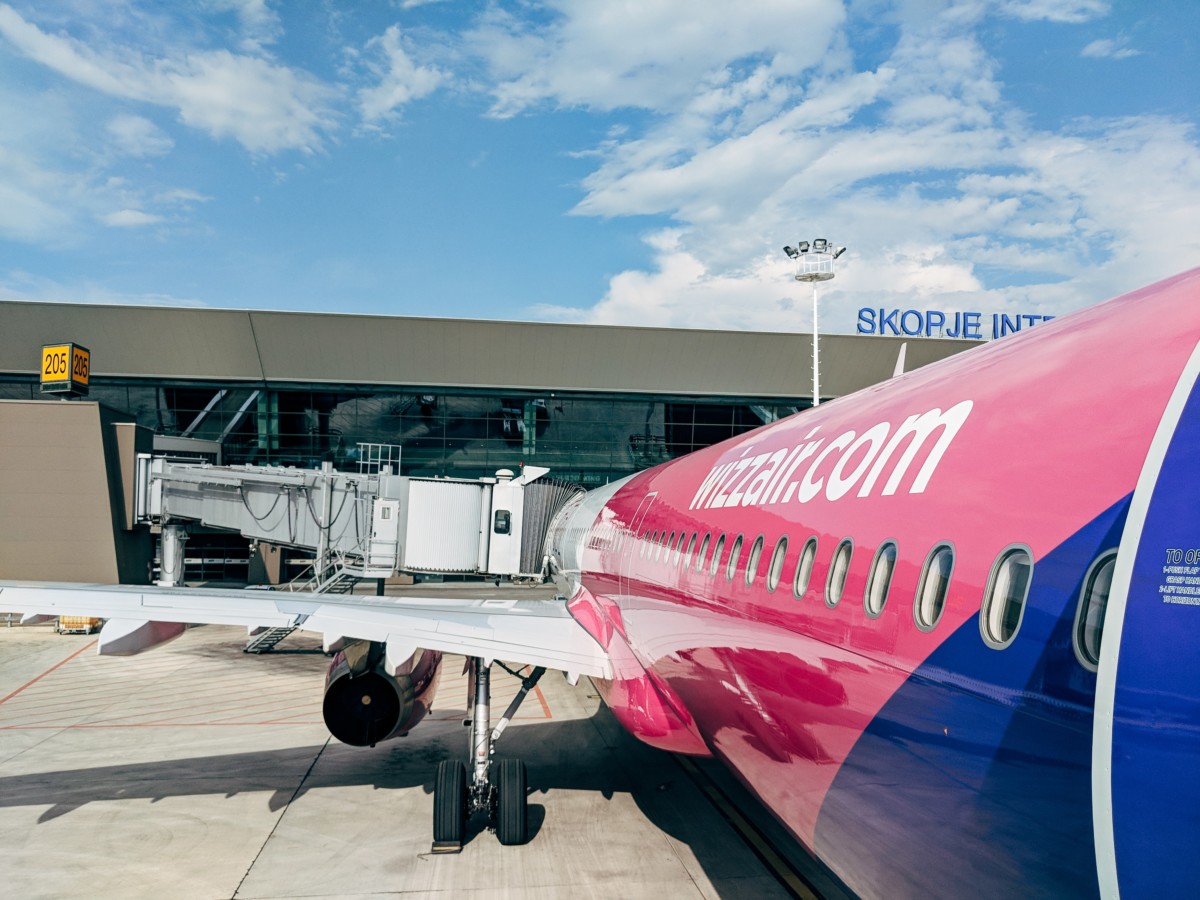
[0,300,977,583]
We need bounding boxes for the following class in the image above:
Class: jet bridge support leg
[156,523,187,587]
[431,656,539,852]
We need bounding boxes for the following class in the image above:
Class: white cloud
[101,208,164,227]
[164,50,336,153]
[105,113,173,157]
[0,175,72,243]
[204,0,282,51]
[0,3,337,154]
[0,269,205,305]
[470,0,846,117]
[155,188,212,205]
[529,0,1200,330]
[0,86,211,244]
[357,24,448,124]
[999,0,1109,23]
[1081,38,1139,60]
[534,231,792,329]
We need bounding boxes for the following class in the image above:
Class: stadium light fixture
[783,238,847,408]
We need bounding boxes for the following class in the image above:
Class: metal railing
[356,442,402,475]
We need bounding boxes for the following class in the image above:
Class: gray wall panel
[0,301,978,399]
[0,304,265,381]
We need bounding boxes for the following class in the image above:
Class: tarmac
[0,621,801,899]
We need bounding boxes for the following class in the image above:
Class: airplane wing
[0,581,612,681]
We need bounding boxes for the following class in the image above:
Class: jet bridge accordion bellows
[519,478,586,576]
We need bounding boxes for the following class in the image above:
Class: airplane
[4,266,1200,899]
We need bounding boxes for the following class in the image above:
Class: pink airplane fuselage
[552,268,1200,898]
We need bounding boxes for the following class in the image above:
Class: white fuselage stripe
[1092,337,1200,900]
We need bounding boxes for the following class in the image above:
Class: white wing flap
[0,581,612,679]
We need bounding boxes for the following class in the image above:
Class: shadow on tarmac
[2,708,711,851]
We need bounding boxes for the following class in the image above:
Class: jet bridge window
[726,534,744,581]
[826,539,853,607]
[696,533,711,572]
[794,537,817,599]
[865,541,898,619]
[767,536,788,592]
[1074,551,1116,670]
[709,534,727,578]
[915,543,955,631]
[745,535,765,586]
[980,546,1034,649]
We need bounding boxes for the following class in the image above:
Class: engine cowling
[322,645,442,747]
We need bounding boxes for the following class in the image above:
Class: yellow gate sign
[40,343,90,395]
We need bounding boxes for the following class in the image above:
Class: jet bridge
[136,454,583,589]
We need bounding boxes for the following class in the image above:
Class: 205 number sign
[40,343,90,395]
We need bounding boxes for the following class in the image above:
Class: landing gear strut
[431,657,545,852]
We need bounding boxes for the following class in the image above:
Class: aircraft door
[370,499,401,572]
[619,493,656,599]
[1093,342,1200,899]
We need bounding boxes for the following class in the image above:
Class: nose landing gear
[431,657,544,852]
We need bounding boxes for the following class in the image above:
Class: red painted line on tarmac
[534,683,552,719]
[0,639,97,707]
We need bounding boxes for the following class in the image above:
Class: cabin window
[915,543,955,631]
[826,539,853,608]
[767,537,788,593]
[683,532,697,568]
[664,531,676,564]
[709,534,727,577]
[980,546,1034,648]
[639,532,648,558]
[793,537,817,599]
[865,541,897,619]
[696,533,711,572]
[726,534,744,581]
[1074,551,1116,670]
[745,535,765,586]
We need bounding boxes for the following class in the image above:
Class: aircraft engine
[322,643,442,747]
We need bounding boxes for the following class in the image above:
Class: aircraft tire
[433,760,466,845]
[495,758,528,846]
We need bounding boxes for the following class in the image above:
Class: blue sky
[0,0,1197,335]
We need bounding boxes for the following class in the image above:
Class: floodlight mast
[783,239,846,407]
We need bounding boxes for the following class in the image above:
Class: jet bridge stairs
[245,552,374,652]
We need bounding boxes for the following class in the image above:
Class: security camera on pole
[783,239,846,407]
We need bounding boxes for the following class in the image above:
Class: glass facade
[1,378,806,488]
